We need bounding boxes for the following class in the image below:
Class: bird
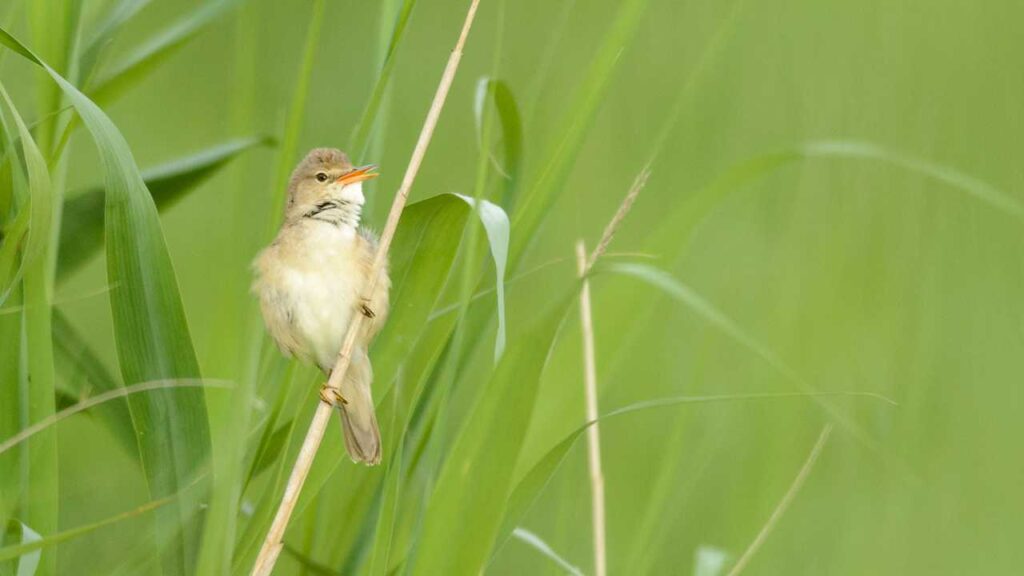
[253,148,390,465]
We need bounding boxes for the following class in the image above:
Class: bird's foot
[359,298,376,319]
[319,385,348,407]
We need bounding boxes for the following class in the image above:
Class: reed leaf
[348,0,419,160]
[412,292,573,576]
[507,0,649,271]
[0,27,211,576]
[473,77,523,210]
[0,81,57,576]
[58,136,271,277]
[87,0,242,103]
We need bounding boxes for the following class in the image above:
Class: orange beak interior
[337,165,379,186]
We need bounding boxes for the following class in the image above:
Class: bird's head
[285,148,379,225]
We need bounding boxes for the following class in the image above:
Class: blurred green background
[2,0,1023,574]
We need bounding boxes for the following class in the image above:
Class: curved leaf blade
[454,194,509,360]
[412,292,573,576]
[0,26,211,576]
[473,77,523,210]
[58,136,271,277]
[0,83,57,575]
[88,0,241,103]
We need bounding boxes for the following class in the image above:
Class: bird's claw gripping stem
[360,297,376,319]
[319,385,348,407]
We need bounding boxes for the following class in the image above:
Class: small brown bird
[253,148,390,465]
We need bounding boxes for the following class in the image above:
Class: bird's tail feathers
[336,349,381,465]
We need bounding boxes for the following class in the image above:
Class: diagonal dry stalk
[575,166,650,576]
[250,1,482,574]
[726,424,833,576]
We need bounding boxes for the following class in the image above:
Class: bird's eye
[315,172,329,182]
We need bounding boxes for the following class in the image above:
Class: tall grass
[1,1,1023,575]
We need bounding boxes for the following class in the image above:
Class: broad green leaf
[0,83,57,576]
[245,420,293,481]
[473,77,523,210]
[411,292,573,576]
[58,136,270,277]
[231,194,470,573]
[295,194,471,504]
[87,0,241,103]
[366,309,460,576]
[0,27,211,576]
[364,194,471,399]
[454,194,509,361]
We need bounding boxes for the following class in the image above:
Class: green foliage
[58,136,271,277]
[0,81,57,576]
[1,1,1022,575]
[0,24,210,576]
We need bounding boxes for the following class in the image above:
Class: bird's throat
[301,198,362,229]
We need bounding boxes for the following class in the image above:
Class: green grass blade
[492,390,890,564]
[0,490,184,564]
[473,77,523,210]
[87,0,241,103]
[508,0,649,271]
[14,521,41,576]
[511,528,584,576]
[0,83,57,576]
[0,380,230,457]
[51,311,136,459]
[801,140,1024,219]
[0,290,21,526]
[348,0,419,159]
[57,136,270,277]
[650,141,1022,259]
[78,0,154,86]
[0,26,211,576]
[0,520,42,576]
[454,194,509,360]
[265,0,326,230]
[600,262,887,455]
[411,292,574,576]
[0,179,29,307]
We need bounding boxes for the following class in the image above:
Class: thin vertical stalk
[249,2,482,574]
[576,240,606,576]
[571,166,649,576]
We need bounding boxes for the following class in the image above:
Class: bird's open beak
[337,165,379,186]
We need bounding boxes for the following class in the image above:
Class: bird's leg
[319,385,348,407]
[359,296,376,319]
